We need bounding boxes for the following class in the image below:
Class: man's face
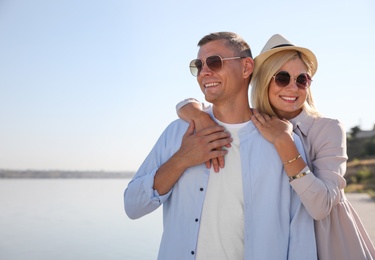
[196,40,245,105]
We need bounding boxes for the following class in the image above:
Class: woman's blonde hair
[251,50,320,118]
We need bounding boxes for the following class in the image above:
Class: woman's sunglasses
[189,55,245,77]
[273,71,312,90]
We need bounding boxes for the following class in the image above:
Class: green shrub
[356,166,371,183]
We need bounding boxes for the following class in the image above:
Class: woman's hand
[251,109,293,144]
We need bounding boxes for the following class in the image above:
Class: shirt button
[200,187,204,191]
[195,218,198,222]
[191,251,195,255]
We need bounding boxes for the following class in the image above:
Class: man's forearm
[153,151,189,195]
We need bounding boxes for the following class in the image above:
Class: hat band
[271,43,294,49]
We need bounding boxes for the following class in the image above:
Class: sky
[0,0,374,172]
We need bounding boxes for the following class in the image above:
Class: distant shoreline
[0,169,135,179]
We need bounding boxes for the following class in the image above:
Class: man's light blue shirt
[124,118,317,260]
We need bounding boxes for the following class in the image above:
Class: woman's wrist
[176,98,201,113]
[289,166,310,182]
[178,102,204,123]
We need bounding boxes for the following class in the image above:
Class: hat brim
[253,46,318,79]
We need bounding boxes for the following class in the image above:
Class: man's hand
[153,121,232,195]
[191,112,230,172]
[176,121,232,168]
[178,102,229,172]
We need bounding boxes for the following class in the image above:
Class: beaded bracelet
[283,154,301,165]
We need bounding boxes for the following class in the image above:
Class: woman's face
[268,58,309,119]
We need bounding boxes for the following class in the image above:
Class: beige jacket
[290,109,375,260]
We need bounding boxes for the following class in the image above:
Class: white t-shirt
[196,119,249,260]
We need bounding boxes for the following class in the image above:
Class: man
[124,32,316,260]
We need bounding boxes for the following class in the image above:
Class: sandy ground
[346,193,375,244]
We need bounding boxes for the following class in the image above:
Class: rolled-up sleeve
[124,120,186,219]
[124,168,172,219]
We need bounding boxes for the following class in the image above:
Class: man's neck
[212,104,253,124]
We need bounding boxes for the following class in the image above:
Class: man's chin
[204,95,214,103]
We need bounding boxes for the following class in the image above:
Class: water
[0,179,163,260]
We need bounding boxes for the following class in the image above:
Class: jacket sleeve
[290,119,347,220]
[175,98,202,113]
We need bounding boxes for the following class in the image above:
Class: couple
[124,32,375,259]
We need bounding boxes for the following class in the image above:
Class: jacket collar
[290,109,315,137]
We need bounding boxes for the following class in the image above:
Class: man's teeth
[205,83,219,88]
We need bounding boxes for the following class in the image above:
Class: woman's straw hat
[253,34,318,78]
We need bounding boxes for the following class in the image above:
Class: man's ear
[243,57,254,78]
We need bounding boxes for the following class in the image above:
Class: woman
[177,34,375,259]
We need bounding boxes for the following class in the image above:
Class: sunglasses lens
[274,71,311,89]
[296,74,310,89]
[189,59,202,76]
[274,71,290,87]
[206,55,223,71]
